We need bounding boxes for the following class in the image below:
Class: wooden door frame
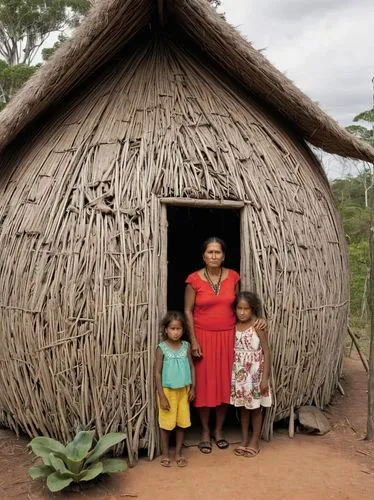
[158,197,245,316]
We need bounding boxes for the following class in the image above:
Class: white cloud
[222,0,374,177]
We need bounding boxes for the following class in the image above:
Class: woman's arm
[184,284,202,357]
[257,323,271,394]
[187,344,195,401]
[154,347,170,410]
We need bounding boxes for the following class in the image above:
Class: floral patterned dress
[230,325,272,410]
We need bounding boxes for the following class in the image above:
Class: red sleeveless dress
[186,269,240,407]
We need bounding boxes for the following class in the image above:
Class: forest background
[0,0,372,355]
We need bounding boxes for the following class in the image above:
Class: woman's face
[203,242,225,268]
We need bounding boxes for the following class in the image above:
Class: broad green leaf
[41,454,51,466]
[101,458,128,474]
[78,462,103,482]
[64,430,95,461]
[46,472,74,492]
[63,457,84,475]
[28,464,54,480]
[28,436,66,459]
[49,453,78,478]
[86,433,126,465]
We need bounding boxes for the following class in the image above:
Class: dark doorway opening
[166,206,241,313]
[166,204,242,439]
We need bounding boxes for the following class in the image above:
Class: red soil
[1,355,373,499]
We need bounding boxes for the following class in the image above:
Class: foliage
[339,204,371,243]
[348,240,370,319]
[0,0,90,65]
[0,59,38,109]
[346,125,373,145]
[28,430,127,492]
[331,169,373,208]
[353,109,374,124]
[345,108,374,147]
[331,168,371,322]
[42,33,68,61]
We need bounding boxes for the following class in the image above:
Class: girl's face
[165,319,183,342]
[203,242,225,268]
[236,299,253,323]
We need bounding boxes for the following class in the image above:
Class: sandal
[244,447,260,457]
[234,445,248,456]
[176,456,187,467]
[160,457,171,467]
[198,440,212,454]
[214,438,229,449]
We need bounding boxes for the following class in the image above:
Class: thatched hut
[0,0,373,462]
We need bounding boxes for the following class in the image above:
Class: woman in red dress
[184,237,240,453]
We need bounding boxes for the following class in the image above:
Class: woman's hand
[254,318,267,331]
[260,378,269,395]
[189,386,195,402]
[191,339,202,358]
[160,396,170,411]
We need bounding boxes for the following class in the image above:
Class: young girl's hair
[235,291,262,318]
[160,310,186,340]
[201,236,226,254]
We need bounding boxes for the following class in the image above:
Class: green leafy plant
[28,430,127,492]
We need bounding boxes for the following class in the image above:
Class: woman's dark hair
[160,311,186,340]
[234,291,262,317]
[201,236,226,254]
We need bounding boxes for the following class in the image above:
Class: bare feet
[160,457,171,467]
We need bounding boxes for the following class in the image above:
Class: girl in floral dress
[230,291,272,457]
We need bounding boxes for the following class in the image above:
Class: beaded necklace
[204,267,223,295]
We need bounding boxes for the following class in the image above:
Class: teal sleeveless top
[159,340,192,389]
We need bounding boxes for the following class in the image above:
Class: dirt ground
[1,355,374,500]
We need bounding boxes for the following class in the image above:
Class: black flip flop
[198,440,212,454]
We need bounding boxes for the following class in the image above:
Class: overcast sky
[221,0,374,178]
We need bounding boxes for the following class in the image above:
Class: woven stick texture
[0,38,348,457]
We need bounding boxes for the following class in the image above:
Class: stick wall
[0,38,348,459]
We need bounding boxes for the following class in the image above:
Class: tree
[41,33,67,61]
[346,109,374,147]
[369,159,374,438]
[0,59,37,109]
[345,100,374,439]
[346,110,374,208]
[368,87,374,439]
[0,0,90,66]
[0,1,90,109]
[345,90,374,440]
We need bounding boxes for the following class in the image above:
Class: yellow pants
[158,387,191,431]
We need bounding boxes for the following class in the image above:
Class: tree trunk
[366,78,374,440]
[368,178,374,438]
[367,81,374,438]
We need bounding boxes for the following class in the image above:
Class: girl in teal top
[155,311,195,468]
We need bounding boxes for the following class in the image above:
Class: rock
[297,406,331,435]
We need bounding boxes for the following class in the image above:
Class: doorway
[166,206,241,312]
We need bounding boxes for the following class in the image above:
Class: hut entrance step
[166,204,241,312]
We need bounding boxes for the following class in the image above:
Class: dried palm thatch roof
[0,0,373,162]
